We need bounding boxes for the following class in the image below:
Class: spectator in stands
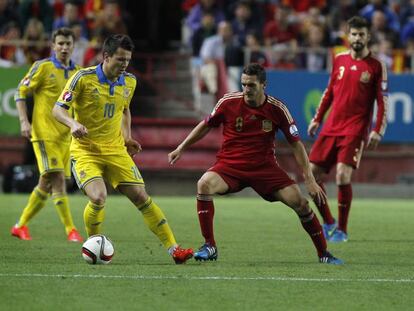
[53,1,88,39]
[403,38,414,72]
[296,22,328,72]
[83,27,108,67]
[94,0,128,35]
[282,0,327,14]
[0,0,20,32]
[377,37,394,70]
[370,10,400,48]
[19,0,54,34]
[399,0,414,26]
[401,20,414,46]
[70,21,89,66]
[186,0,225,39]
[199,21,242,95]
[299,6,328,45]
[245,31,271,68]
[263,4,299,49]
[84,0,105,31]
[22,18,50,64]
[0,21,25,67]
[192,12,216,58]
[230,0,262,46]
[360,0,400,32]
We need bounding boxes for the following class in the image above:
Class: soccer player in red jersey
[307,16,388,243]
[169,63,343,264]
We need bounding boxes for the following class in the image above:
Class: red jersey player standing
[307,16,388,243]
[169,63,343,264]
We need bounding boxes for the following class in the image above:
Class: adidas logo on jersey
[49,73,55,79]
[350,65,357,71]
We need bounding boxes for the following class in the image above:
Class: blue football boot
[194,243,218,261]
[319,251,344,265]
[329,229,349,243]
[322,220,337,239]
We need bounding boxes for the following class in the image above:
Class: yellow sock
[18,186,48,227]
[52,193,75,235]
[136,197,177,249]
[84,201,105,237]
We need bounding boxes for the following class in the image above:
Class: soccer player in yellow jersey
[11,28,83,242]
[53,34,193,264]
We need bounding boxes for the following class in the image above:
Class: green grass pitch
[0,193,413,310]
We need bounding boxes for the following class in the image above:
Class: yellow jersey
[56,64,136,155]
[15,55,81,142]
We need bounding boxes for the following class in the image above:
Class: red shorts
[208,160,295,202]
[309,135,364,173]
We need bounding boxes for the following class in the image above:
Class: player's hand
[71,122,88,139]
[125,139,142,157]
[20,120,32,139]
[168,148,182,165]
[307,120,320,138]
[305,179,326,206]
[367,131,381,149]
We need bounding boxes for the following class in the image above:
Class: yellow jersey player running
[11,27,83,242]
[53,34,193,264]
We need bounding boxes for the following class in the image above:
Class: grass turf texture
[0,194,413,310]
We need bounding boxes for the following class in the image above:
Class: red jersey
[313,51,388,139]
[205,92,300,168]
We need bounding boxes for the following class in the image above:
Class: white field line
[0,273,413,283]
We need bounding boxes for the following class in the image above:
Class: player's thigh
[83,178,107,205]
[104,153,145,189]
[32,140,70,176]
[274,183,308,211]
[337,136,364,170]
[309,135,338,173]
[71,155,105,190]
[118,184,148,205]
[197,171,230,194]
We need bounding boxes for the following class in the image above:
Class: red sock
[338,184,352,233]
[300,211,327,257]
[197,194,216,246]
[313,182,335,224]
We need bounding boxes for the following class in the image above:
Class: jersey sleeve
[124,75,137,109]
[313,60,336,123]
[204,96,226,127]
[55,70,84,110]
[373,61,388,136]
[14,61,44,102]
[275,104,301,144]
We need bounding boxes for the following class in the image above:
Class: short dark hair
[242,63,266,83]
[102,34,134,56]
[347,16,369,31]
[52,27,75,42]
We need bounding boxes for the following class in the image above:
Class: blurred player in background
[53,34,193,264]
[11,27,83,242]
[307,16,388,242]
[169,63,343,265]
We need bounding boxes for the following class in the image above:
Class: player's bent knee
[88,192,107,206]
[197,178,214,194]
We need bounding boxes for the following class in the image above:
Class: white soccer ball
[82,234,114,265]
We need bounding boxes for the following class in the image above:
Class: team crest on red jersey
[360,71,371,83]
[262,120,272,132]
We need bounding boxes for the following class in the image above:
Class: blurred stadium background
[0,0,413,198]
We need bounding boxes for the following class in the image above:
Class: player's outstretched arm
[168,121,211,165]
[289,140,326,205]
[52,105,88,139]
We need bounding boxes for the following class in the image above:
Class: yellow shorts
[71,152,144,190]
[32,140,71,178]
